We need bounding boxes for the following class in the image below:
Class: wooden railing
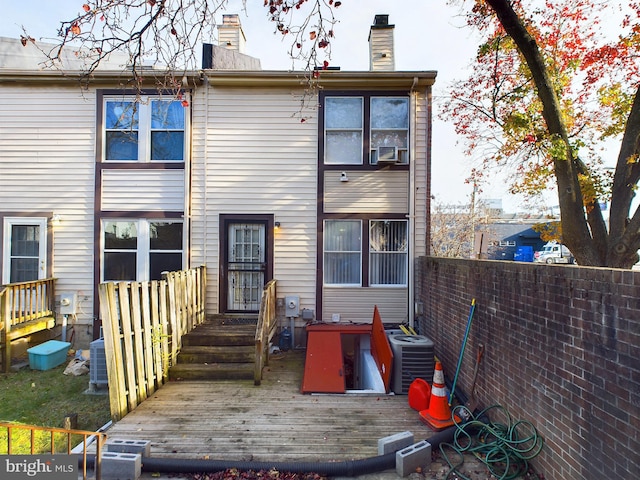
[0,278,56,373]
[254,279,277,385]
[98,266,206,421]
[0,422,107,480]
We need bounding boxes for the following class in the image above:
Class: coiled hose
[439,404,544,480]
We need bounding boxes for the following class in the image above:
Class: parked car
[534,242,574,264]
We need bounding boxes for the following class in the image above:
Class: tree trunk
[607,85,640,267]
[485,0,640,267]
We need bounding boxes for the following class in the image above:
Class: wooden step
[181,324,255,347]
[177,345,254,364]
[181,331,254,347]
[172,319,259,381]
[169,362,254,381]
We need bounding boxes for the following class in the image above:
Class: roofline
[0,68,437,88]
[0,69,202,86]
[202,70,437,88]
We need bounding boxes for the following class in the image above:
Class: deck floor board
[104,351,433,462]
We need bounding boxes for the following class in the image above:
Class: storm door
[222,217,272,313]
[2,218,48,284]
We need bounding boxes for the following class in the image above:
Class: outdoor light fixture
[275,222,281,229]
[51,214,62,226]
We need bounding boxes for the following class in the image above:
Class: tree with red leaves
[445,0,640,267]
[28,1,338,90]
[24,0,640,266]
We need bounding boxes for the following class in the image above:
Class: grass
[0,361,111,453]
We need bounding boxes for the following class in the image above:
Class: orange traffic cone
[419,361,460,431]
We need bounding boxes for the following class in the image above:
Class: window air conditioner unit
[377,146,398,164]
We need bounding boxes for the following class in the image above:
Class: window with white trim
[103,97,186,162]
[324,97,364,165]
[323,94,409,165]
[102,219,183,281]
[323,219,408,287]
[323,220,362,286]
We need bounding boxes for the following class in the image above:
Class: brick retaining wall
[415,257,639,479]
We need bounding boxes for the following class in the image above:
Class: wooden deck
[103,350,432,462]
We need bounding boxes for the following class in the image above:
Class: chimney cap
[222,14,241,25]
[372,14,393,28]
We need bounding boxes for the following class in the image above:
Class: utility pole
[470,183,477,258]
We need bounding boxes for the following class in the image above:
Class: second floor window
[104,98,186,162]
[323,94,409,166]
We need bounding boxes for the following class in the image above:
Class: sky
[2,0,541,212]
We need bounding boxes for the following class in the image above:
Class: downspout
[408,77,418,329]
[203,74,210,281]
[185,80,194,271]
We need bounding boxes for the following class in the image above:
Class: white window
[369,220,408,286]
[370,98,409,165]
[323,219,408,287]
[323,95,409,165]
[2,217,47,284]
[102,219,183,281]
[103,97,187,162]
[324,97,364,165]
[323,220,362,286]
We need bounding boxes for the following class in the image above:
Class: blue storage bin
[27,340,71,370]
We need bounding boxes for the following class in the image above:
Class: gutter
[0,68,437,89]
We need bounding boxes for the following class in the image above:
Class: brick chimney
[218,14,246,53]
[368,14,395,71]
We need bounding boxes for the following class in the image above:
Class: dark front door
[221,215,273,313]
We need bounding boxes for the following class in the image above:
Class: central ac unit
[89,338,108,390]
[389,334,435,394]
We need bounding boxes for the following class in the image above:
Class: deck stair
[169,315,258,381]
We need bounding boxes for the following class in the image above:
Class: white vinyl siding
[101,170,185,211]
[0,86,96,325]
[190,87,318,315]
[323,170,409,213]
[413,90,428,257]
[322,287,407,324]
[369,28,395,71]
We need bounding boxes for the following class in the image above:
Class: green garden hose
[439,405,544,480]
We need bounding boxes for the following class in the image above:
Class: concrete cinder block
[106,438,151,457]
[377,430,415,455]
[101,451,142,480]
[395,440,432,477]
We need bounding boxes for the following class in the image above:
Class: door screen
[226,223,266,312]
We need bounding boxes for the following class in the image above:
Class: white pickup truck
[534,242,575,264]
